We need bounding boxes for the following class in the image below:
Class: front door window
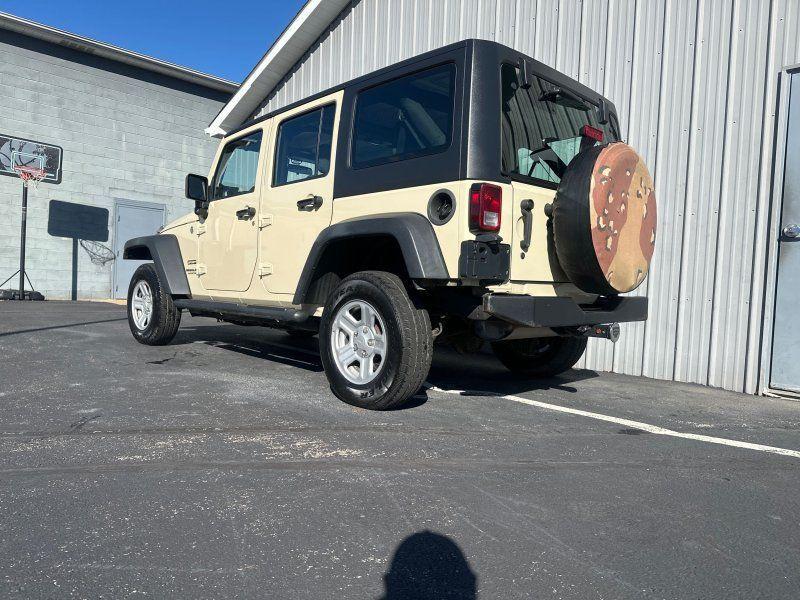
[211,130,263,199]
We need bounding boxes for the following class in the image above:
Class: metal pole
[71,238,78,301]
[18,182,28,300]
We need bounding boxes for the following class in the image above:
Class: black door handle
[297,195,323,211]
[236,206,256,220]
[520,199,534,252]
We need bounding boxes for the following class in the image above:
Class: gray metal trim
[122,234,191,297]
[292,212,450,305]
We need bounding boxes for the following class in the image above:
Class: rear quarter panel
[331,181,472,279]
[332,180,587,299]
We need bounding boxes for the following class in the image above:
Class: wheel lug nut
[363,327,368,333]
[367,339,375,346]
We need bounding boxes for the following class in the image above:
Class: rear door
[198,126,266,294]
[259,92,341,296]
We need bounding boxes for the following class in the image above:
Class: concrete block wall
[0,29,230,300]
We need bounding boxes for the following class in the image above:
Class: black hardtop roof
[225,39,617,139]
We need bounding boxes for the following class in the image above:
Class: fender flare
[293,212,449,305]
[123,234,191,297]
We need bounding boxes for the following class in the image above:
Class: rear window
[500,63,619,187]
[352,63,455,169]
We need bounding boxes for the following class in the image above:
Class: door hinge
[196,223,206,235]
[258,263,273,277]
[196,264,207,276]
[258,214,273,228]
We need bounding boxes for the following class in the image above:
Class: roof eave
[205,0,351,138]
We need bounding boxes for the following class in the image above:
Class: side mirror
[186,174,209,216]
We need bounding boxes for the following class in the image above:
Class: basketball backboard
[0,133,63,184]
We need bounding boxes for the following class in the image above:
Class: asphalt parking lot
[1,301,799,599]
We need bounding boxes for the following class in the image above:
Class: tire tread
[320,270,432,410]
[127,263,181,346]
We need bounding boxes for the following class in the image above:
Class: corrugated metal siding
[253,0,800,394]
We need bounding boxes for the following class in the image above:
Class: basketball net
[13,165,46,190]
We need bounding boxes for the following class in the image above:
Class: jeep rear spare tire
[320,271,433,410]
[552,142,657,295]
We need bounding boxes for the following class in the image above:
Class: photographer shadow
[378,531,476,600]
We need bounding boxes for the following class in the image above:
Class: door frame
[760,64,800,398]
[112,198,166,299]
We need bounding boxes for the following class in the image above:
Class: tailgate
[507,181,561,284]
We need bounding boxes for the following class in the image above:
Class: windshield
[500,62,619,186]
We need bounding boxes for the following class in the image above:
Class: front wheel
[127,263,181,346]
[491,336,587,378]
[319,271,433,410]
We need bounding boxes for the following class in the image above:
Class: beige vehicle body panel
[166,168,584,310]
[330,181,585,301]
[167,180,577,309]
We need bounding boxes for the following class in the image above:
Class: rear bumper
[482,294,648,327]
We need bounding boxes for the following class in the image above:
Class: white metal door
[771,72,800,392]
[113,201,165,299]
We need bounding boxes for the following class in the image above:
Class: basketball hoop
[1,135,62,301]
[79,240,116,266]
[13,164,46,189]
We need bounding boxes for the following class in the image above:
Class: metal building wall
[0,29,228,300]
[254,0,800,394]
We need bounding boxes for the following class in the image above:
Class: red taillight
[469,183,502,232]
[581,125,604,142]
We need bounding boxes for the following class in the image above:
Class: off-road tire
[127,263,181,346]
[320,271,433,410]
[491,336,587,378]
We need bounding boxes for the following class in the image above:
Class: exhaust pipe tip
[593,323,620,343]
[578,323,620,342]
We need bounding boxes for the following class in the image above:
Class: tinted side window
[352,63,455,169]
[211,130,263,200]
[273,104,335,186]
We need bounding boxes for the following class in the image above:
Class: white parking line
[425,385,800,459]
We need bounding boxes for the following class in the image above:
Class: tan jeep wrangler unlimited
[124,40,656,410]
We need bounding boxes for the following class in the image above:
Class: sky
[0,0,308,82]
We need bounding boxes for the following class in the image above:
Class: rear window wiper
[539,88,590,112]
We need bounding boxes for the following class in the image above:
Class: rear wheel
[491,336,586,378]
[320,271,432,410]
[127,263,181,346]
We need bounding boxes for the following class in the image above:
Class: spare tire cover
[552,142,656,295]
